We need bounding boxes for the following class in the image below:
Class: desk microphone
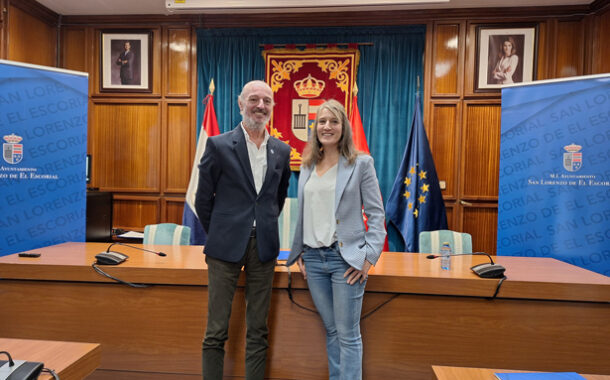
[426,251,495,263]
[0,350,44,379]
[92,242,160,288]
[105,242,167,257]
[426,252,506,278]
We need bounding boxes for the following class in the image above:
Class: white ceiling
[36,0,594,15]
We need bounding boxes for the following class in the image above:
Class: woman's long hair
[498,36,517,58]
[301,99,360,168]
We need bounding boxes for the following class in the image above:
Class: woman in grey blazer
[287,99,386,380]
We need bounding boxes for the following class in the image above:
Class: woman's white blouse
[303,163,338,248]
[494,55,519,84]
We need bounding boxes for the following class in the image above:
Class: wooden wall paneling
[463,22,477,96]
[7,3,56,66]
[596,7,610,74]
[188,29,199,171]
[461,202,498,254]
[91,28,103,96]
[60,27,95,99]
[163,197,186,225]
[431,22,463,96]
[91,28,108,97]
[554,18,585,78]
[423,21,434,103]
[165,102,192,193]
[429,101,461,201]
[165,26,191,97]
[86,27,96,94]
[543,20,560,80]
[460,100,501,200]
[534,21,549,81]
[590,8,610,74]
[0,0,7,59]
[90,101,162,192]
[151,27,162,96]
[181,28,199,180]
[583,15,595,75]
[60,27,87,73]
[159,98,168,201]
[113,195,160,231]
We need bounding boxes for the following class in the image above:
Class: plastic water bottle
[440,242,452,270]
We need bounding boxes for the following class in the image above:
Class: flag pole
[352,82,358,118]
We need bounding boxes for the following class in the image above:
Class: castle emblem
[563,143,582,172]
[291,75,326,142]
[3,133,23,165]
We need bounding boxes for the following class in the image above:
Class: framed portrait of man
[475,25,537,92]
[100,30,152,92]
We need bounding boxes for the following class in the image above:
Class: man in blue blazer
[195,80,291,380]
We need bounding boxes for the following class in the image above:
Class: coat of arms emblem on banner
[263,47,360,170]
[3,133,23,164]
[563,143,582,172]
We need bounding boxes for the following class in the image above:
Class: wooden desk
[433,366,610,380]
[0,243,608,379]
[0,338,100,380]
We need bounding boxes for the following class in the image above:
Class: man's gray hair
[238,80,272,102]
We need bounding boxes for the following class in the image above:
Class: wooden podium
[0,242,608,379]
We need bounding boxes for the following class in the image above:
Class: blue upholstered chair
[278,198,298,249]
[418,230,472,254]
[143,223,191,245]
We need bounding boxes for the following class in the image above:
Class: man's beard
[241,109,270,130]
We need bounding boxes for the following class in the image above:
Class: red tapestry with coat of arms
[263,47,360,170]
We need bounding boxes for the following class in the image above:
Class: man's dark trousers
[202,234,276,380]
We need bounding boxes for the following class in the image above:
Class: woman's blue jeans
[302,244,366,380]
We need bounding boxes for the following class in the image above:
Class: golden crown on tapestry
[263,46,360,170]
[294,74,326,98]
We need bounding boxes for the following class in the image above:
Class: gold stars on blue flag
[401,165,430,218]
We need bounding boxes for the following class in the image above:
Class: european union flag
[386,94,448,252]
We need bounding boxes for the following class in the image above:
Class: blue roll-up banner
[498,74,610,276]
[0,60,88,256]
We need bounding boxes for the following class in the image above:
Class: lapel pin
[270,149,274,154]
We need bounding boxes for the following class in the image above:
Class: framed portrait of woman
[475,25,537,92]
[100,30,152,92]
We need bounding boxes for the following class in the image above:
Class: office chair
[278,198,298,249]
[143,223,191,245]
[418,230,472,254]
